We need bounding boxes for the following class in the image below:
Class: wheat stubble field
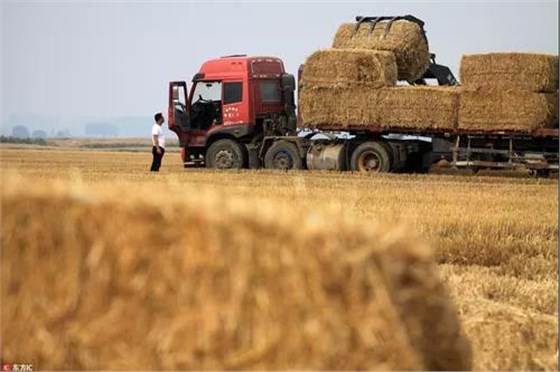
[1,145,558,371]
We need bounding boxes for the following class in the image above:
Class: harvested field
[301,49,397,88]
[460,53,559,93]
[460,303,557,371]
[458,89,559,131]
[332,21,430,82]
[2,177,471,370]
[440,264,558,371]
[300,86,460,130]
[1,147,557,371]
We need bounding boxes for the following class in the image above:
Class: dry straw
[439,263,558,371]
[301,49,398,89]
[2,179,471,371]
[460,53,559,93]
[332,21,430,82]
[458,89,558,131]
[300,86,460,130]
[459,299,557,371]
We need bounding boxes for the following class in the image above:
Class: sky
[1,0,558,132]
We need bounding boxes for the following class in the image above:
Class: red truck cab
[168,55,296,167]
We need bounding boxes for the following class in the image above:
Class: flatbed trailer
[448,129,559,175]
[255,126,558,176]
[289,125,559,172]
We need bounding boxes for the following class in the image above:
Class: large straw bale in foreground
[460,53,559,93]
[301,49,398,88]
[458,89,559,131]
[1,180,471,371]
[332,21,430,81]
[300,86,459,130]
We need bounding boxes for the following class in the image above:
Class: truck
[167,16,559,175]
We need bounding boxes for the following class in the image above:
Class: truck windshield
[193,81,222,102]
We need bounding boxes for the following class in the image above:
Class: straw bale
[375,87,459,129]
[301,49,398,88]
[460,53,559,93]
[458,89,559,131]
[332,21,430,81]
[299,86,460,130]
[1,180,471,371]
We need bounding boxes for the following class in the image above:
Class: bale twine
[332,21,430,82]
[1,179,471,371]
[460,53,559,93]
[301,49,398,89]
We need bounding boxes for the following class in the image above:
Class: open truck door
[168,81,190,164]
[168,81,190,133]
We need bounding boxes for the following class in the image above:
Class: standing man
[150,112,166,172]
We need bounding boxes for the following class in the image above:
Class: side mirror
[281,73,296,91]
[172,86,180,100]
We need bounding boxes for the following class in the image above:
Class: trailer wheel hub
[272,150,293,170]
[358,152,381,172]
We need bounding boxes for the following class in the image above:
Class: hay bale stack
[459,89,558,131]
[301,49,398,88]
[298,86,371,126]
[300,86,460,130]
[332,21,430,81]
[1,180,471,371]
[376,87,459,129]
[458,52,559,131]
[460,53,559,93]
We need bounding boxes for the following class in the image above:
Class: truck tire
[205,139,247,169]
[350,141,392,173]
[264,140,303,170]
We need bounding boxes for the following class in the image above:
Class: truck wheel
[350,141,391,173]
[264,140,303,170]
[206,139,247,169]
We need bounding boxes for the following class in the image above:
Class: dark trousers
[150,146,165,172]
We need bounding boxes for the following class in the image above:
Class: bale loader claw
[353,15,427,42]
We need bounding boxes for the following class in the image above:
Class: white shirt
[151,123,165,148]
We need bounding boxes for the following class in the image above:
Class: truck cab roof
[197,56,285,81]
